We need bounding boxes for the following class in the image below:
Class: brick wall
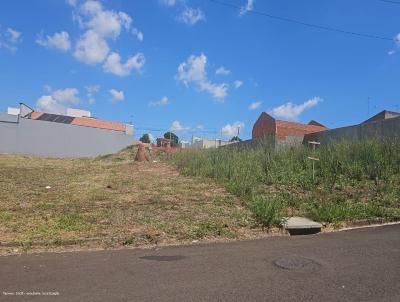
[252,112,276,139]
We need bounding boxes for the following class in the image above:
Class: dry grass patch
[0,149,254,253]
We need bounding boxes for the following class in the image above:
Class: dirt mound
[135,144,150,162]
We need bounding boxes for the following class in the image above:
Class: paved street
[1,224,399,302]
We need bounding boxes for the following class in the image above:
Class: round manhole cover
[140,255,186,262]
[274,256,321,272]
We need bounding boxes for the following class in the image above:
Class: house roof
[362,110,400,124]
[71,117,126,132]
[276,120,327,133]
[29,111,126,132]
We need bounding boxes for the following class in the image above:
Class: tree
[163,131,179,147]
[230,136,242,142]
[139,133,151,144]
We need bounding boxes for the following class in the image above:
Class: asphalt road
[1,224,399,302]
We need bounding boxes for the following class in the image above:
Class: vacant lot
[169,139,400,229]
[0,147,261,253]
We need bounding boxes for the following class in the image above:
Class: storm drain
[140,255,186,262]
[274,256,321,272]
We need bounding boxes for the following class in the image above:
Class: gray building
[304,110,400,144]
[0,103,134,158]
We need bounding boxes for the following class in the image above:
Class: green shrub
[249,196,285,230]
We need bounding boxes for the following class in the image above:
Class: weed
[249,196,285,230]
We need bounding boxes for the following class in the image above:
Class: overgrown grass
[169,138,400,227]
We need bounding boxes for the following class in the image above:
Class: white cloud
[7,28,21,43]
[170,120,190,132]
[178,6,205,25]
[239,0,255,16]
[149,96,170,107]
[109,89,124,102]
[69,0,144,73]
[249,101,262,110]
[0,27,22,53]
[36,87,81,114]
[74,30,109,64]
[221,121,244,137]
[132,28,144,41]
[215,66,231,76]
[160,0,177,7]
[234,80,243,89]
[271,96,322,120]
[36,96,66,114]
[196,125,204,130]
[388,50,396,55]
[51,88,80,105]
[36,31,71,52]
[103,52,145,76]
[85,84,100,104]
[82,6,132,38]
[177,53,228,100]
[66,0,78,7]
[395,33,400,46]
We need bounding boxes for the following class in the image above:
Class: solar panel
[37,113,74,124]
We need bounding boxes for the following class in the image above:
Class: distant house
[190,136,233,149]
[362,110,400,124]
[252,112,327,145]
[156,138,171,148]
[0,103,134,158]
[304,110,400,144]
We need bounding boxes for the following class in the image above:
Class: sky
[0,0,399,141]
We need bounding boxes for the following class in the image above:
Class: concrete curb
[335,221,400,232]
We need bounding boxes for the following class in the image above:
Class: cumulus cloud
[249,101,262,110]
[109,89,124,102]
[85,84,100,104]
[221,121,244,137]
[215,66,231,76]
[271,97,322,120]
[170,120,190,132]
[149,96,170,107]
[36,31,71,52]
[178,6,205,25]
[74,29,109,64]
[65,0,145,73]
[177,53,228,100]
[36,87,80,114]
[234,80,243,89]
[103,52,145,76]
[239,0,255,16]
[0,27,22,53]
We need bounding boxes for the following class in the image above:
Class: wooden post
[307,141,320,182]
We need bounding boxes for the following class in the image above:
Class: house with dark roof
[252,112,328,145]
[0,103,134,157]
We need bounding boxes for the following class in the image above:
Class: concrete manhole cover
[274,256,321,272]
[140,255,186,262]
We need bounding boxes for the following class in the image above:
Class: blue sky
[0,0,399,141]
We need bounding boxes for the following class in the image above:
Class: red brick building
[252,112,327,144]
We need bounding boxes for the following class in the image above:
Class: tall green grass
[169,138,400,228]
